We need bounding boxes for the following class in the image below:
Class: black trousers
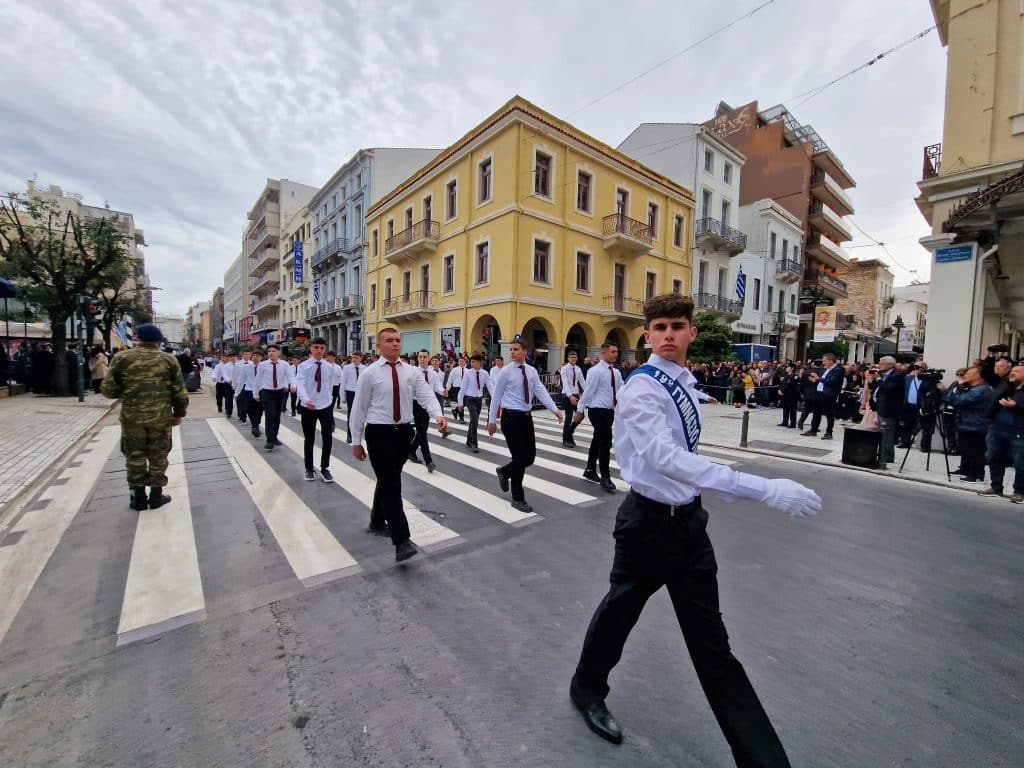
[810,397,836,435]
[345,390,356,442]
[331,384,341,410]
[781,393,798,427]
[958,429,987,481]
[289,391,298,416]
[463,396,482,447]
[247,392,263,430]
[260,389,286,443]
[573,491,790,768]
[216,383,234,415]
[300,405,334,471]
[500,410,535,502]
[410,402,433,463]
[236,389,253,423]
[897,407,919,447]
[449,387,462,420]
[797,397,816,428]
[365,423,414,546]
[585,407,614,477]
[562,397,580,442]
[919,413,937,451]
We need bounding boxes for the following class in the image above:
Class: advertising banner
[897,328,915,353]
[293,241,304,283]
[813,306,837,343]
[440,326,462,357]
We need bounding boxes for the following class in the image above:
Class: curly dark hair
[642,293,694,325]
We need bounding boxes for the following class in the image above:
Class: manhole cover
[746,440,831,457]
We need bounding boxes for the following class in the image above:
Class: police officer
[101,324,189,511]
[570,294,820,762]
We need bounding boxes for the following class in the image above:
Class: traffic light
[482,327,491,347]
[77,294,100,341]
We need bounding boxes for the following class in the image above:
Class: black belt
[366,422,413,430]
[629,490,701,517]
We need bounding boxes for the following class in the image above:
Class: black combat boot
[129,487,148,511]
[148,487,172,509]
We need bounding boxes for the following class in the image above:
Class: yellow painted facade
[364,96,694,370]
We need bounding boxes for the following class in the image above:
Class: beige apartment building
[916,0,1024,373]
[278,206,312,341]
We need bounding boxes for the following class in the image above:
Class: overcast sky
[1,0,946,316]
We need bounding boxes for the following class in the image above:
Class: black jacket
[816,364,844,402]
[875,370,907,418]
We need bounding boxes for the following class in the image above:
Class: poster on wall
[897,328,915,353]
[813,306,837,343]
[440,327,461,358]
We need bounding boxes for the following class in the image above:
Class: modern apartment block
[705,101,856,357]
[243,178,316,344]
[618,123,748,323]
[222,252,245,345]
[916,0,1024,373]
[306,148,440,354]
[363,96,694,369]
[279,206,312,342]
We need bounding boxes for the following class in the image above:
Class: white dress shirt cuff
[733,472,767,500]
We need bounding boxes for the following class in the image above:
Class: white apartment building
[152,313,185,346]
[278,206,311,342]
[731,199,804,360]
[244,178,316,344]
[222,252,245,345]
[617,123,747,320]
[893,282,929,354]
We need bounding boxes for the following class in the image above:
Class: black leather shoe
[496,467,509,493]
[408,455,421,464]
[273,439,283,446]
[821,433,833,440]
[570,691,622,745]
[395,540,418,562]
[265,442,274,450]
[599,477,616,492]
[582,469,601,484]
[562,440,575,448]
[510,500,533,513]
[129,487,148,511]
[251,427,261,438]
[426,462,436,473]
[366,524,391,537]
[148,488,171,509]
[800,430,818,436]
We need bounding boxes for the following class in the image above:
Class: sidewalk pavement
[535,402,1009,495]
[0,392,117,519]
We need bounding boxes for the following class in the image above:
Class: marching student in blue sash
[570,293,821,764]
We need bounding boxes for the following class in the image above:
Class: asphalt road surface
[0,391,1020,767]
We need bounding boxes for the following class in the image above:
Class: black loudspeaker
[842,426,881,468]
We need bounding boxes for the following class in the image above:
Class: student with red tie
[456,354,490,452]
[253,344,295,451]
[341,351,366,443]
[487,336,563,513]
[409,349,445,471]
[295,338,339,483]
[350,328,446,562]
[573,342,622,492]
[560,351,585,448]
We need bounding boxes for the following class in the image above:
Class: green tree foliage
[0,194,134,394]
[687,311,736,364]
[806,338,850,362]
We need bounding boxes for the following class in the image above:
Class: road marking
[208,419,360,588]
[117,426,206,646]
[0,426,120,648]
[272,423,463,553]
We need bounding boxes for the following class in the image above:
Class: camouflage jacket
[102,345,189,423]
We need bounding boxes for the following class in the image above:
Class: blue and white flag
[735,268,746,301]
[313,278,321,303]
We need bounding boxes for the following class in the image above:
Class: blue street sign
[293,241,304,283]
[935,244,973,264]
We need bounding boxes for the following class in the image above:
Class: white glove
[761,478,822,518]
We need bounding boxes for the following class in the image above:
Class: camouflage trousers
[120,421,173,488]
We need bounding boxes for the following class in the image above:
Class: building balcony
[312,238,348,269]
[282,319,297,329]
[811,149,855,190]
[307,298,343,321]
[248,271,280,295]
[602,214,652,256]
[693,217,747,255]
[694,292,743,320]
[775,258,803,284]
[250,294,281,315]
[249,246,279,276]
[806,233,849,271]
[381,290,437,322]
[922,143,942,180]
[251,319,277,333]
[245,225,280,258]
[808,202,852,244]
[600,294,646,326]
[340,293,363,316]
[810,171,855,217]
[385,220,440,265]
[803,269,848,299]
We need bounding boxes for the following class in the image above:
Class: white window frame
[476,153,494,208]
[615,186,630,218]
[372,228,379,258]
[704,148,715,174]
[531,236,553,287]
[474,238,491,287]
[720,198,732,227]
[442,252,456,296]
[701,188,712,220]
[384,277,392,303]
[445,177,458,222]
[672,278,683,294]
[574,250,592,295]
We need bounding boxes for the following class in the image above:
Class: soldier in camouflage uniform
[101,324,189,511]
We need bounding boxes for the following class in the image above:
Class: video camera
[918,367,946,383]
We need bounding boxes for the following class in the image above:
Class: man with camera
[977,364,1024,501]
[897,362,940,450]
[939,366,994,485]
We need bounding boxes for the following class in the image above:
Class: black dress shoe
[582,468,601,484]
[496,467,509,493]
[800,430,818,436]
[562,440,575,448]
[395,540,418,562]
[599,477,616,492]
[273,439,283,446]
[426,462,436,473]
[265,442,275,450]
[570,691,622,745]
[251,427,261,438]
[510,500,533,513]
[408,455,421,464]
[777,423,788,427]
[821,433,833,440]
[148,488,171,509]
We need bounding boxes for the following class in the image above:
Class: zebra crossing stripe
[208,419,360,587]
[271,423,464,553]
[117,426,206,646]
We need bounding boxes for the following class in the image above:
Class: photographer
[939,367,994,485]
[981,344,1012,388]
[898,362,940,450]
[978,364,1024,501]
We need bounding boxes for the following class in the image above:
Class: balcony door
[613,263,625,311]
[615,189,628,219]
[423,196,432,225]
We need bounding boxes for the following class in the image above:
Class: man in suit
[802,352,844,439]
[796,362,822,431]
[873,355,907,469]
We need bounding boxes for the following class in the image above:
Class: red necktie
[476,370,481,390]
[610,367,617,407]
[272,361,278,388]
[572,368,577,388]
[389,361,400,421]
[520,365,529,403]
[314,361,322,392]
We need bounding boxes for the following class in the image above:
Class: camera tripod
[897,409,952,481]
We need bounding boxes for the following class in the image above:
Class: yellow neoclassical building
[363,96,694,370]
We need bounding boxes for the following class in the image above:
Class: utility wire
[847,217,919,276]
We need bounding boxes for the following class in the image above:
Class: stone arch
[565,321,597,355]
[469,313,502,359]
[520,315,557,372]
[604,327,627,349]
[634,330,650,363]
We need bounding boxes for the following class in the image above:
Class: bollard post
[740,410,749,448]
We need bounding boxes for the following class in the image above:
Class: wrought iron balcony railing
[694,292,744,315]
[385,219,440,254]
[602,213,653,245]
[382,289,436,315]
[694,217,747,249]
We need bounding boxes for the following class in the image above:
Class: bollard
[740,410,749,448]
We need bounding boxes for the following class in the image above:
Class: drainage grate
[745,440,832,458]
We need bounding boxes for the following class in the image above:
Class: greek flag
[735,268,746,301]
[313,278,321,303]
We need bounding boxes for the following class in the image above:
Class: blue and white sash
[634,364,701,454]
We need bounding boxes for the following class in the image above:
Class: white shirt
[447,364,466,389]
[349,358,443,445]
[213,361,234,384]
[254,359,295,393]
[295,357,340,410]
[577,360,623,411]
[560,363,585,397]
[487,362,559,422]
[240,360,260,392]
[615,354,765,506]
[232,359,253,391]
[457,368,490,405]
[415,366,445,396]
[341,363,366,392]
